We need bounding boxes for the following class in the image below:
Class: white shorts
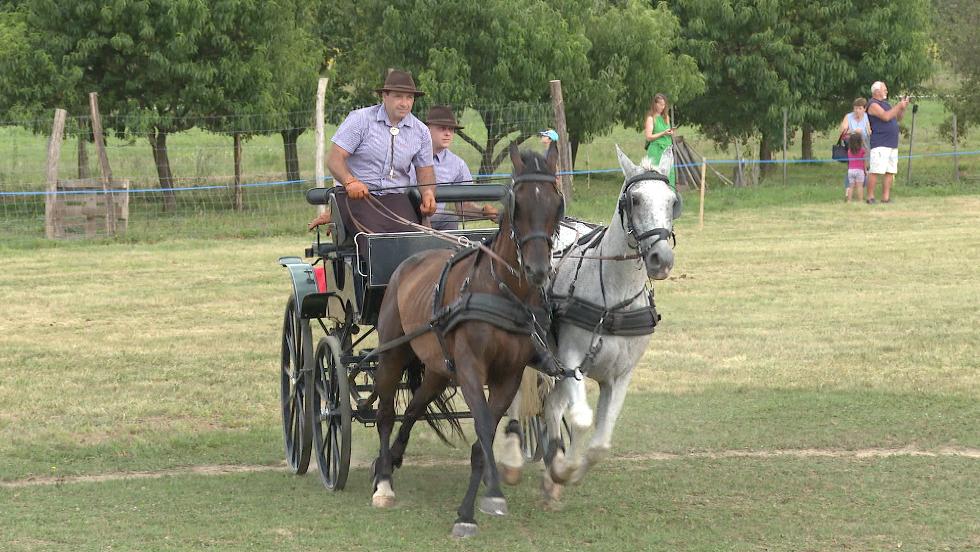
[869,147,898,175]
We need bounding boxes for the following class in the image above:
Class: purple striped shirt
[411,147,474,230]
[331,104,434,194]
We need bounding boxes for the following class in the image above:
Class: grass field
[1,187,978,549]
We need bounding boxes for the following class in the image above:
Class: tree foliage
[339,0,702,176]
[670,0,933,162]
[932,0,980,136]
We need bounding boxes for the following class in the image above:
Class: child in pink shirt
[845,133,867,203]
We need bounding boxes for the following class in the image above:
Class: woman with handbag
[837,98,871,194]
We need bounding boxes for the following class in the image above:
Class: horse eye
[631,195,641,206]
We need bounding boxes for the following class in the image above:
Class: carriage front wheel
[312,334,352,490]
[280,295,313,474]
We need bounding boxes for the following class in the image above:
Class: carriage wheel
[520,414,573,462]
[312,334,352,491]
[280,295,313,474]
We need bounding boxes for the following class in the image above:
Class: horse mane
[516,150,555,178]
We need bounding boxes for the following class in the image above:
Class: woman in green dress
[643,93,675,188]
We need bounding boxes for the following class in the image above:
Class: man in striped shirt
[310,70,436,234]
[412,105,498,230]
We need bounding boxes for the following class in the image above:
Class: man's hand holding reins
[344,178,369,200]
[419,187,437,217]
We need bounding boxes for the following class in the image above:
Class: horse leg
[545,368,592,486]
[498,371,537,485]
[371,345,409,508]
[452,357,516,536]
[390,367,450,469]
[452,441,484,538]
[585,372,634,470]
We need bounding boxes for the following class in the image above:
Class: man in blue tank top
[865,81,910,204]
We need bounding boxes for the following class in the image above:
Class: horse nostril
[648,252,660,266]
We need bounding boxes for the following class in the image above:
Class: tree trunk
[281,128,303,183]
[148,129,177,211]
[478,136,500,182]
[801,126,814,160]
[759,134,774,176]
[77,134,90,179]
[233,133,243,211]
[570,138,580,168]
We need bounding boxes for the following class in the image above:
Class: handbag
[831,137,848,163]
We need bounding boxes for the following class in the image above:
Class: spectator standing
[643,93,676,188]
[865,81,910,204]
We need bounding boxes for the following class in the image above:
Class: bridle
[506,170,565,273]
[617,171,678,260]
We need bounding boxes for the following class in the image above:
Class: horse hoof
[451,522,479,538]
[479,496,508,516]
[371,494,395,508]
[549,465,573,486]
[499,464,522,486]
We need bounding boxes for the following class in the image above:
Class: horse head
[506,142,565,287]
[615,145,680,280]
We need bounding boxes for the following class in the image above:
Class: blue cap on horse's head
[538,129,559,142]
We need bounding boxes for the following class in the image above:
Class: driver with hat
[309,69,437,234]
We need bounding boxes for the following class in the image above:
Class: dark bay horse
[369,143,564,537]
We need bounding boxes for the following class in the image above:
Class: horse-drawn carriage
[275,145,679,535]
[277,182,508,490]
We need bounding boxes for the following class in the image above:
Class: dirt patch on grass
[3,446,977,489]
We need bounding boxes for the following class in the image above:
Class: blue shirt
[410,148,474,230]
[331,104,434,194]
[868,98,900,149]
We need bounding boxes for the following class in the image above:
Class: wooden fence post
[549,80,574,205]
[782,108,788,186]
[233,133,243,211]
[315,77,328,216]
[45,109,68,239]
[89,92,115,234]
[699,157,707,230]
[952,113,960,184]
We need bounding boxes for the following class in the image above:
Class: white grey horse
[498,145,681,504]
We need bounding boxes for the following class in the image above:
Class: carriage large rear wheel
[312,334,352,490]
[280,295,313,474]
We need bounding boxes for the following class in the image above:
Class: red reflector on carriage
[313,265,327,293]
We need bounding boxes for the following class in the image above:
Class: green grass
[1,192,978,549]
[3,457,978,551]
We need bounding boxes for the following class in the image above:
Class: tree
[336,0,702,180]
[932,0,980,136]
[196,1,325,207]
[670,0,933,167]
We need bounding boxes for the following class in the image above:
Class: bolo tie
[387,126,399,179]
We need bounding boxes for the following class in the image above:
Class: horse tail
[517,368,543,418]
[403,360,465,446]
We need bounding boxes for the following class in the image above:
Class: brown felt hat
[425,105,464,129]
[375,70,425,97]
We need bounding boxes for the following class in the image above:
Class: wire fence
[1,99,977,242]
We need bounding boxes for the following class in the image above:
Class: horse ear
[546,141,559,175]
[509,143,524,173]
[615,144,643,179]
